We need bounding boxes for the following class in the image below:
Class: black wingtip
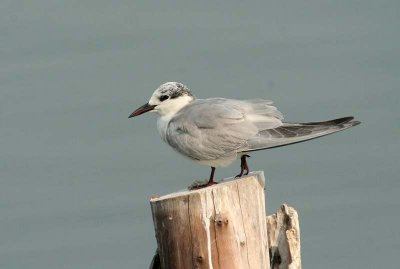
[349,120,361,127]
[302,116,358,126]
[334,117,361,128]
[331,116,354,125]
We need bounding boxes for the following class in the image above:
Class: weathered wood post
[267,204,301,269]
[150,172,270,269]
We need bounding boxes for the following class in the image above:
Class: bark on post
[150,172,270,269]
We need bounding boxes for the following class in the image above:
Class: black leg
[208,167,216,184]
[243,155,250,175]
[190,167,217,190]
[235,155,250,178]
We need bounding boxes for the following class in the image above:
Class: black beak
[128,103,156,118]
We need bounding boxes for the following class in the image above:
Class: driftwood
[149,172,301,269]
[267,204,301,269]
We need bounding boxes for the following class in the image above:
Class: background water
[1,1,399,268]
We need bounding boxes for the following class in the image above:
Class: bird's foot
[235,172,243,179]
[235,170,249,178]
[188,167,218,190]
[188,179,218,190]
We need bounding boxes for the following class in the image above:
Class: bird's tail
[246,116,360,152]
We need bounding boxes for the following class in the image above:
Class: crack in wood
[211,190,221,269]
[236,183,251,268]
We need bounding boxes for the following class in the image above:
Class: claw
[189,180,218,190]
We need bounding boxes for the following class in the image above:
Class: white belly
[195,154,239,168]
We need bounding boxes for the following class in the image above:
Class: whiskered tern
[129,82,360,189]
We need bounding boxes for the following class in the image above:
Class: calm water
[1,1,399,268]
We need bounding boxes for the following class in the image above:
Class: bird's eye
[159,95,169,102]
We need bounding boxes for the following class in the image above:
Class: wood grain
[266,204,301,269]
[150,172,270,269]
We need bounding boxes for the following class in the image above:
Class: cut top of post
[150,171,265,202]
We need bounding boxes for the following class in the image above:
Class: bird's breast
[157,115,173,142]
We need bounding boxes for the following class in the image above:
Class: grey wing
[246,117,361,151]
[165,98,284,161]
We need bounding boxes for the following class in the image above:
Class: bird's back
[164,98,284,164]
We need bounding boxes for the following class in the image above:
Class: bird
[129,82,360,189]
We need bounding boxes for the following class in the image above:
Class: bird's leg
[235,155,251,178]
[189,167,217,190]
[243,155,250,175]
[208,167,216,185]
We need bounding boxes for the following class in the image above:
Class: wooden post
[150,172,270,269]
[267,204,301,269]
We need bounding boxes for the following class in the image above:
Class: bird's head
[129,82,194,118]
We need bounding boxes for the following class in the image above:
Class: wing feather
[165,98,283,161]
[246,117,360,151]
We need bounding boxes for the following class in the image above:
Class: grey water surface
[1,1,399,268]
